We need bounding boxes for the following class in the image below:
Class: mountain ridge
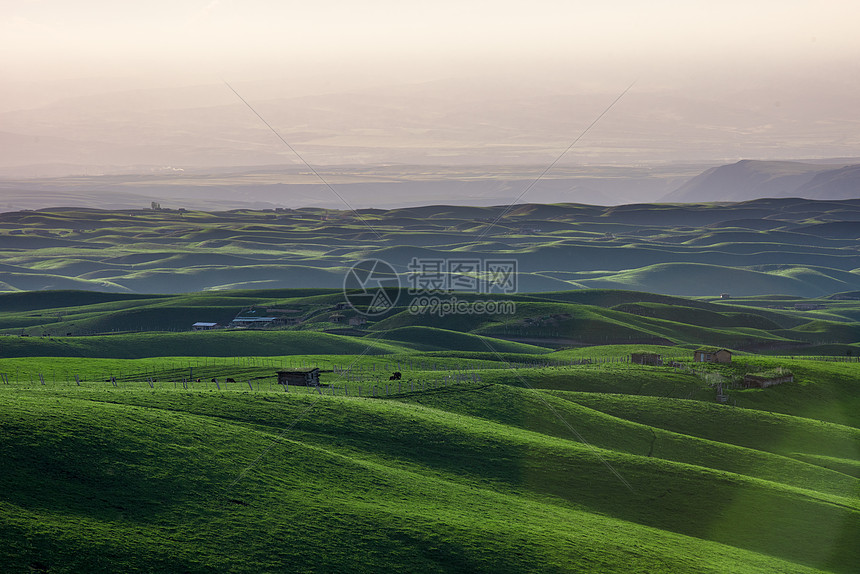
[664,160,860,202]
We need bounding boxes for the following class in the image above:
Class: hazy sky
[4,1,858,87]
[2,0,859,172]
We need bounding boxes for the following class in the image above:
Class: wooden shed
[631,352,663,366]
[743,372,794,388]
[693,347,732,363]
[276,368,320,386]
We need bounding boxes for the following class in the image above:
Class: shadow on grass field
[0,349,858,573]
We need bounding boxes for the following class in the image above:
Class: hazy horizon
[2,1,859,208]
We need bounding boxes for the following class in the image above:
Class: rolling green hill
[3,199,860,297]
[0,331,405,358]
[1,350,857,573]
[3,195,860,571]
[1,281,859,573]
[576,263,860,297]
[3,287,859,356]
[374,326,552,353]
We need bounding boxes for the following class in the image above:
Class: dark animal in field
[196,378,202,382]
[225,378,236,383]
[211,378,218,383]
[389,371,402,381]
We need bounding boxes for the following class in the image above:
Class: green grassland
[0,330,406,359]
[2,274,860,571]
[4,193,860,572]
[2,198,860,297]
[1,347,858,573]
[373,326,552,353]
[3,286,859,357]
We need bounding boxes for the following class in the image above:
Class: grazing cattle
[225,378,236,383]
[196,378,202,382]
[389,371,402,381]
[211,378,218,383]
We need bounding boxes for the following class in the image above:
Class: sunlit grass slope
[0,331,405,358]
[2,386,855,573]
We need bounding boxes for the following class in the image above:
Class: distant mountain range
[663,160,860,202]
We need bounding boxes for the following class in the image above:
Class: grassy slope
[0,286,858,572]
[372,299,797,349]
[393,383,858,498]
[374,326,552,353]
[0,290,166,312]
[0,331,406,358]
[611,302,784,329]
[7,288,860,354]
[478,364,713,399]
[548,392,860,467]
[577,263,860,297]
[1,387,851,573]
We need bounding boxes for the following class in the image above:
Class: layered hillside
[3,287,860,356]
[0,349,857,573]
[1,198,859,297]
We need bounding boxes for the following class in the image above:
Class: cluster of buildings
[631,347,733,366]
[192,303,370,331]
[632,347,794,391]
[192,307,303,331]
